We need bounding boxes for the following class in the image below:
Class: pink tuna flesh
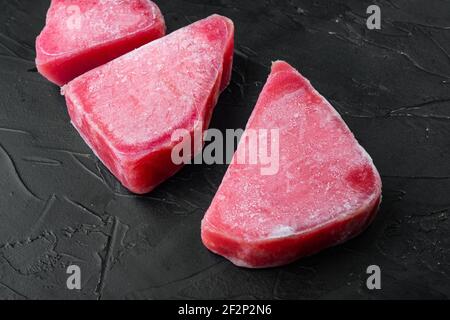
[201,61,382,268]
[36,0,166,85]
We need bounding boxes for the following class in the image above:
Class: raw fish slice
[36,0,166,85]
[201,61,382,268]
[63,15,234,194]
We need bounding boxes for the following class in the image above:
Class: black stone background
[0,0,449,300]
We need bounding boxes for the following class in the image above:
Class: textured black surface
[0,0,449,300]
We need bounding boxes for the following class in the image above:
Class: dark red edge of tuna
[201,194,382,269]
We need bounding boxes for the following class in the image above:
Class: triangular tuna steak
[36,0,166,85]
[63,15,234,194]
[201,61,382,268]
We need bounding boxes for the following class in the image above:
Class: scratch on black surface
[202,171,219,193]
[272,270,283,299]
[22,156,61,166]
[182,15,194,24]
[0,30,34,53]
[0,54,34,64]
[81,158,161,198]
[382,175,450,180]
[386,20,413,36]
[95,216,119,300]
[0,281,28,300]
[0,255,25,275]
[63,196,103,220]
[0,143,42,201]
[115,192,179,205]
[0,127,34,138]
[29,194,56,235]
[427,32,450,63]
[238,45,258,58]
[388,98,450,114]
[0,40,21,58]
[95,161,115,190]
[0,232,49,250]
[136,261,225,291]
[93,160,139,197]
[70,153,104,182]
[363,38,450,80]
[383,189,407,202]
[390,113,450,121]
[332,29,450,80]
[419,207,450,218]
[342,111,450,121]
[234,48,270,68]
[59,252,85,263]
[40,146,91,158]
[384,0,400,9]
[408,22,450,31]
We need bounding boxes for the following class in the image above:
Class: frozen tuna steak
[36,0,166,85]
[201,61,382,268]
[63,15,234,194]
